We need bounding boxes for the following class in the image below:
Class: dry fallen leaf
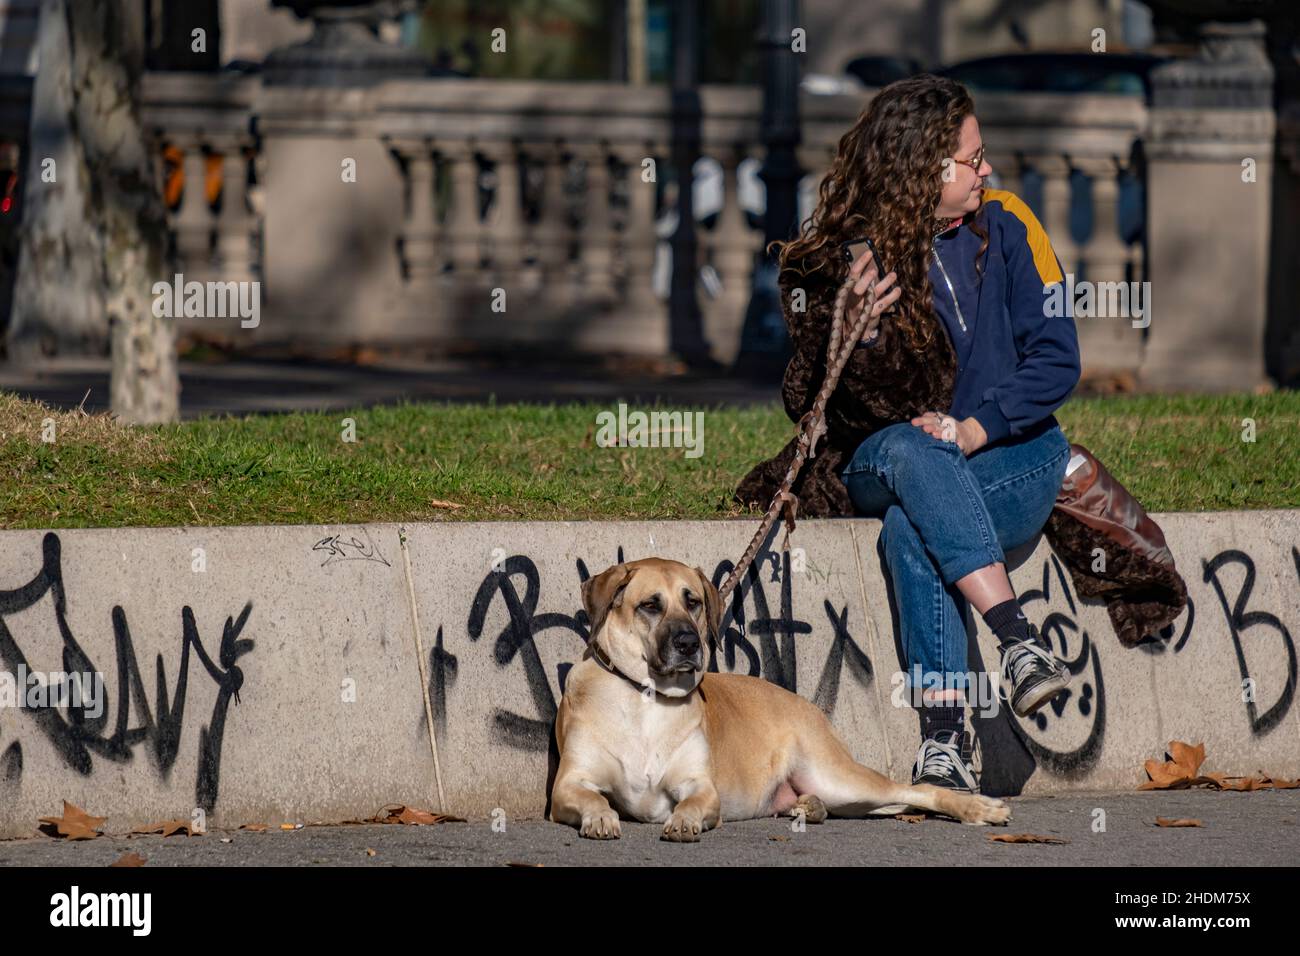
[368,804,464,825]
[109,852,147,867]
[1139,740,1209,790]
[1156,818,1203,827]
[1224,773,1300,791]
[38,801,107,841]
[1140,743,1300,792]
[240,823,269,832]
[506,861,544,867]
[365,848,376,857]
[768,835,791,842]
[988,833,1070,845]
[428,499,463,510]
[896,813,926,824]
[130,819,196,837]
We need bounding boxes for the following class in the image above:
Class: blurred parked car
[935,51,1171,101]
[842,55,924,89]
[844,51,1171,102]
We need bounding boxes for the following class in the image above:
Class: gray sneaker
[998,625,1071,718]
[911,729,979,793]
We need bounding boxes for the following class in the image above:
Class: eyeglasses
[952,144,987,173]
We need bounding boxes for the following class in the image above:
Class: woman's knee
[876,421,945,464]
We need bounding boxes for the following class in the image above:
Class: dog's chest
[607,705,701,822]
[619,708,677,788]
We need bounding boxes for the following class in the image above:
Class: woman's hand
[910,411,988,456]
[848,251,900,343]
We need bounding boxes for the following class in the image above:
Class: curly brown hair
[773,74,987,356]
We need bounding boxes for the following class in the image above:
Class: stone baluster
[173,134,214,276]
[1071,153,1140,374]
[481,139,524,284]
[577,142,616,301]
[388,137,440,282]
[795,145,838,233]
[444,141,482,275]
[579,140,618,299]
[535,140,573,284]
[610,140,660,310]
[1070,156,1127,279]
[708,144,760,364]
[208,133,256,282]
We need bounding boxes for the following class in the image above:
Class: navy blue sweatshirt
[863,189,1081,446]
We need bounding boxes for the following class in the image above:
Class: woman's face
[935,114,992,220]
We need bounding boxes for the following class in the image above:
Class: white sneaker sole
[1013,669,1071,718]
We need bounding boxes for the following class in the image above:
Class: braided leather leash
[718,273,879,602]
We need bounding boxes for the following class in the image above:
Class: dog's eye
[638,598,660,613]
[684,593,701,609]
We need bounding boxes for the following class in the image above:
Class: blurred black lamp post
[734,0,802,378]
[668,0,715,367]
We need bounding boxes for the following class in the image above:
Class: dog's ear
[694,566,722,647]
[582,564,636,644]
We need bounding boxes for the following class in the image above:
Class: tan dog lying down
[550,558,1010,841]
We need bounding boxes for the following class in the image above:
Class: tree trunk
[11,0,178,423]
[10,0,104,356]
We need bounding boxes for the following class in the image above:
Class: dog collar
[589,641,701,700]
[588,641,658,695]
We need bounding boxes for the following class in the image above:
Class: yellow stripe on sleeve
[982,188,1064,286]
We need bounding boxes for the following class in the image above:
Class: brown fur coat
[734,264,1188,647]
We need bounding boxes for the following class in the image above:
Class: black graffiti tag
[1203,548,1298,736]
[710,551,872,712]
[712,552,812,690]
[446,547,874,752]
[0,533,253,812]
[462,554,587,752]
[1009,553,1106,778]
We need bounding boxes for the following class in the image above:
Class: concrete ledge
[1,512,1297,838]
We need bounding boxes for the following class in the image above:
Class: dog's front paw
[580,808,621,839]
[961,794,1011,826]
[661,811,704,843]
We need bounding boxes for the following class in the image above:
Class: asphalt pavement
[1,789,1296,867]
[0,355,780,417]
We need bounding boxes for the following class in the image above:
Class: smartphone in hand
[841,236,887,277]
[839,236,889,349]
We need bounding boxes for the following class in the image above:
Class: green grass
[1,390,1296,529]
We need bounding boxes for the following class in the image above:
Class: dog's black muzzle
[655,621,704,674]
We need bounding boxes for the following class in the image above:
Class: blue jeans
[840,419,1070,694]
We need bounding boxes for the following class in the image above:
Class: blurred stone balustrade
[123,36,1295,387]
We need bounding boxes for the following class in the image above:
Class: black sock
[919,696,965,741]
[984,598,1033,647]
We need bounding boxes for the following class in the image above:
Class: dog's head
[581,558,722,698]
